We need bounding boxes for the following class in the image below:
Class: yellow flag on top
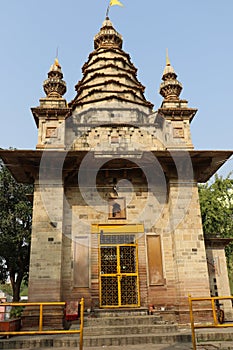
[110,0,124,7]
[106,0,124,17]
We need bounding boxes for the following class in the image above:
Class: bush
[10,306,24,319]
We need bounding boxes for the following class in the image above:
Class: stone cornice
[0,149,232,184]
[158,107,197,122]
[31,106,72,127]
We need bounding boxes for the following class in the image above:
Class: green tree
[0,163,33,301]
[198,173,233,289]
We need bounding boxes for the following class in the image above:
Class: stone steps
[82,323,179,336]
[196,329,233,342]
[92,307,149,318]
[1,310,233,349]
[83,314,164,326]
[0,313,190,348]
[75,313,179,339]
[83,332,192,347]
[0,332,192,349]
[74,314,188,347]
[2,329,233,348]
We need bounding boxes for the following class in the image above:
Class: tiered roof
[70,17,153,109]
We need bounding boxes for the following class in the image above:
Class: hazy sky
[0,0,232,178]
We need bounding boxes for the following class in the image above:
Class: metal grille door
[99,234,139,307]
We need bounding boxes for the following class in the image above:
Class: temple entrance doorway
[99,233,140,307]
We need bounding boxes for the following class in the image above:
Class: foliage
[0,283,12,297]
[20,282,28,297]
[10,305,25,319]
[0,162,33,301]
[198,173,233,237]
[0,282,28,298]
[198,173,233,290]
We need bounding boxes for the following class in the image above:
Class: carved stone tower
[158,52,197,149]
[31,58,71,150]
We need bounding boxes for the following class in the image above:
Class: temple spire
[94,17,123,50]
[43,58,67,98]
[159,51,182,101]
[70,18,153,110]
[158,51,198,132]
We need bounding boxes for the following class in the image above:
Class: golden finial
[166,48,171,66]
[54,47,60,67]
[54,57,60,67]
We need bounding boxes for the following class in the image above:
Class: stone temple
[1,17,232,323]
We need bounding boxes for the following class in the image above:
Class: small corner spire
[43,57,66,98]
[159,52,183,101]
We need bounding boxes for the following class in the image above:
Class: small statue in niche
[108,198,126,219]
[112,202,121,217]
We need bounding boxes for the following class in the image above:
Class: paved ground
[2,340,233,350]
[23,344,233,350]
[7,339,233,350]
[19,346,189,350]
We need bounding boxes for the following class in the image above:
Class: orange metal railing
[188,295,233,350]
[0,298,84,350]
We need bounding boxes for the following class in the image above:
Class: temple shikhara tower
[1,17,232,323]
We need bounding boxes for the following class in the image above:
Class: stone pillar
[205,237,233,320]
[28,179,64,302]
[168,180,211,320]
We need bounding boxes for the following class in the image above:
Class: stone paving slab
[2,341,233,350]
[84,344,193,350]
[23,345,193,350]
[22,343,233,350]
[89,346,231,350]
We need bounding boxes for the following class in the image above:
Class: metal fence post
[39,304,43,332]
[188,294,196,350]
[79,298,84,350]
